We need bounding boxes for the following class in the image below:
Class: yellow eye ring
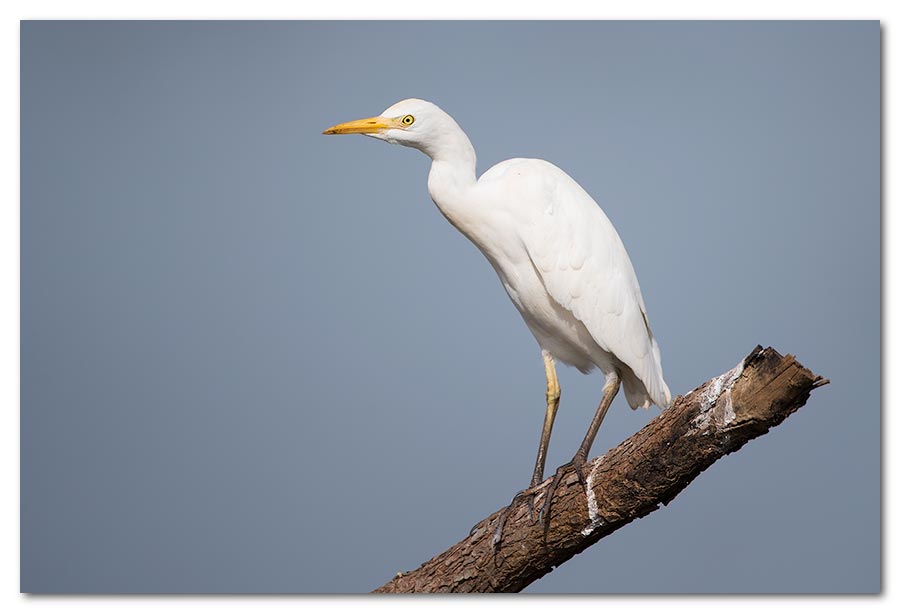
[401,114,415,126]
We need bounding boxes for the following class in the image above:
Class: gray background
[21,21,880,593]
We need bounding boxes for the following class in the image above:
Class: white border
[4,2,893,611]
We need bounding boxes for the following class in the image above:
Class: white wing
[485,158,670,409]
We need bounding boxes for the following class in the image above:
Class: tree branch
[373,346,828,593]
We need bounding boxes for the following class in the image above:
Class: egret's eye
[401,115,415,126]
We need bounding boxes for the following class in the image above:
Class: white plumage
[476,157,670,409]
[324,98,671,536]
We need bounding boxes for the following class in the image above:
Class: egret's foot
[491,485,542,551]
[539,454,588,535]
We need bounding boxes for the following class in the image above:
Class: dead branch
[373,345,828,593]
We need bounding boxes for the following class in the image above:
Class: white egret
[324,99,671,544]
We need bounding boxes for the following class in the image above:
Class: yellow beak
[322,116,400,135]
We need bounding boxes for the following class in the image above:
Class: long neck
[424,129,478,232]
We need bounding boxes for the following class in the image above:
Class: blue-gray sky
[21,20,880,593]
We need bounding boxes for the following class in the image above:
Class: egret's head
[323,98,468,159]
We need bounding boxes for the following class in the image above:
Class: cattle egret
[323,99,671,546]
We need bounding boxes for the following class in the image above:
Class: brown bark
[373,346,828,594]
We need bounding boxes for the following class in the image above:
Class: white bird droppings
[689,360,744,434]
[581,459,606,536]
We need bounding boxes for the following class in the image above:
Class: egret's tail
[621,354,671,410]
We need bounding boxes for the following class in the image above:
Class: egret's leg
[540,371,621,532]
[531,351,561,489]
[489,351,562,550]
[569,371,620,484]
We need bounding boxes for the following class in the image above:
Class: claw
[524,494,536,524]
[572,455,587,489]
[540,455,589,535]
[491,486,542,552]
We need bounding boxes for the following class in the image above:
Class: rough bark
[373,346,828,594]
